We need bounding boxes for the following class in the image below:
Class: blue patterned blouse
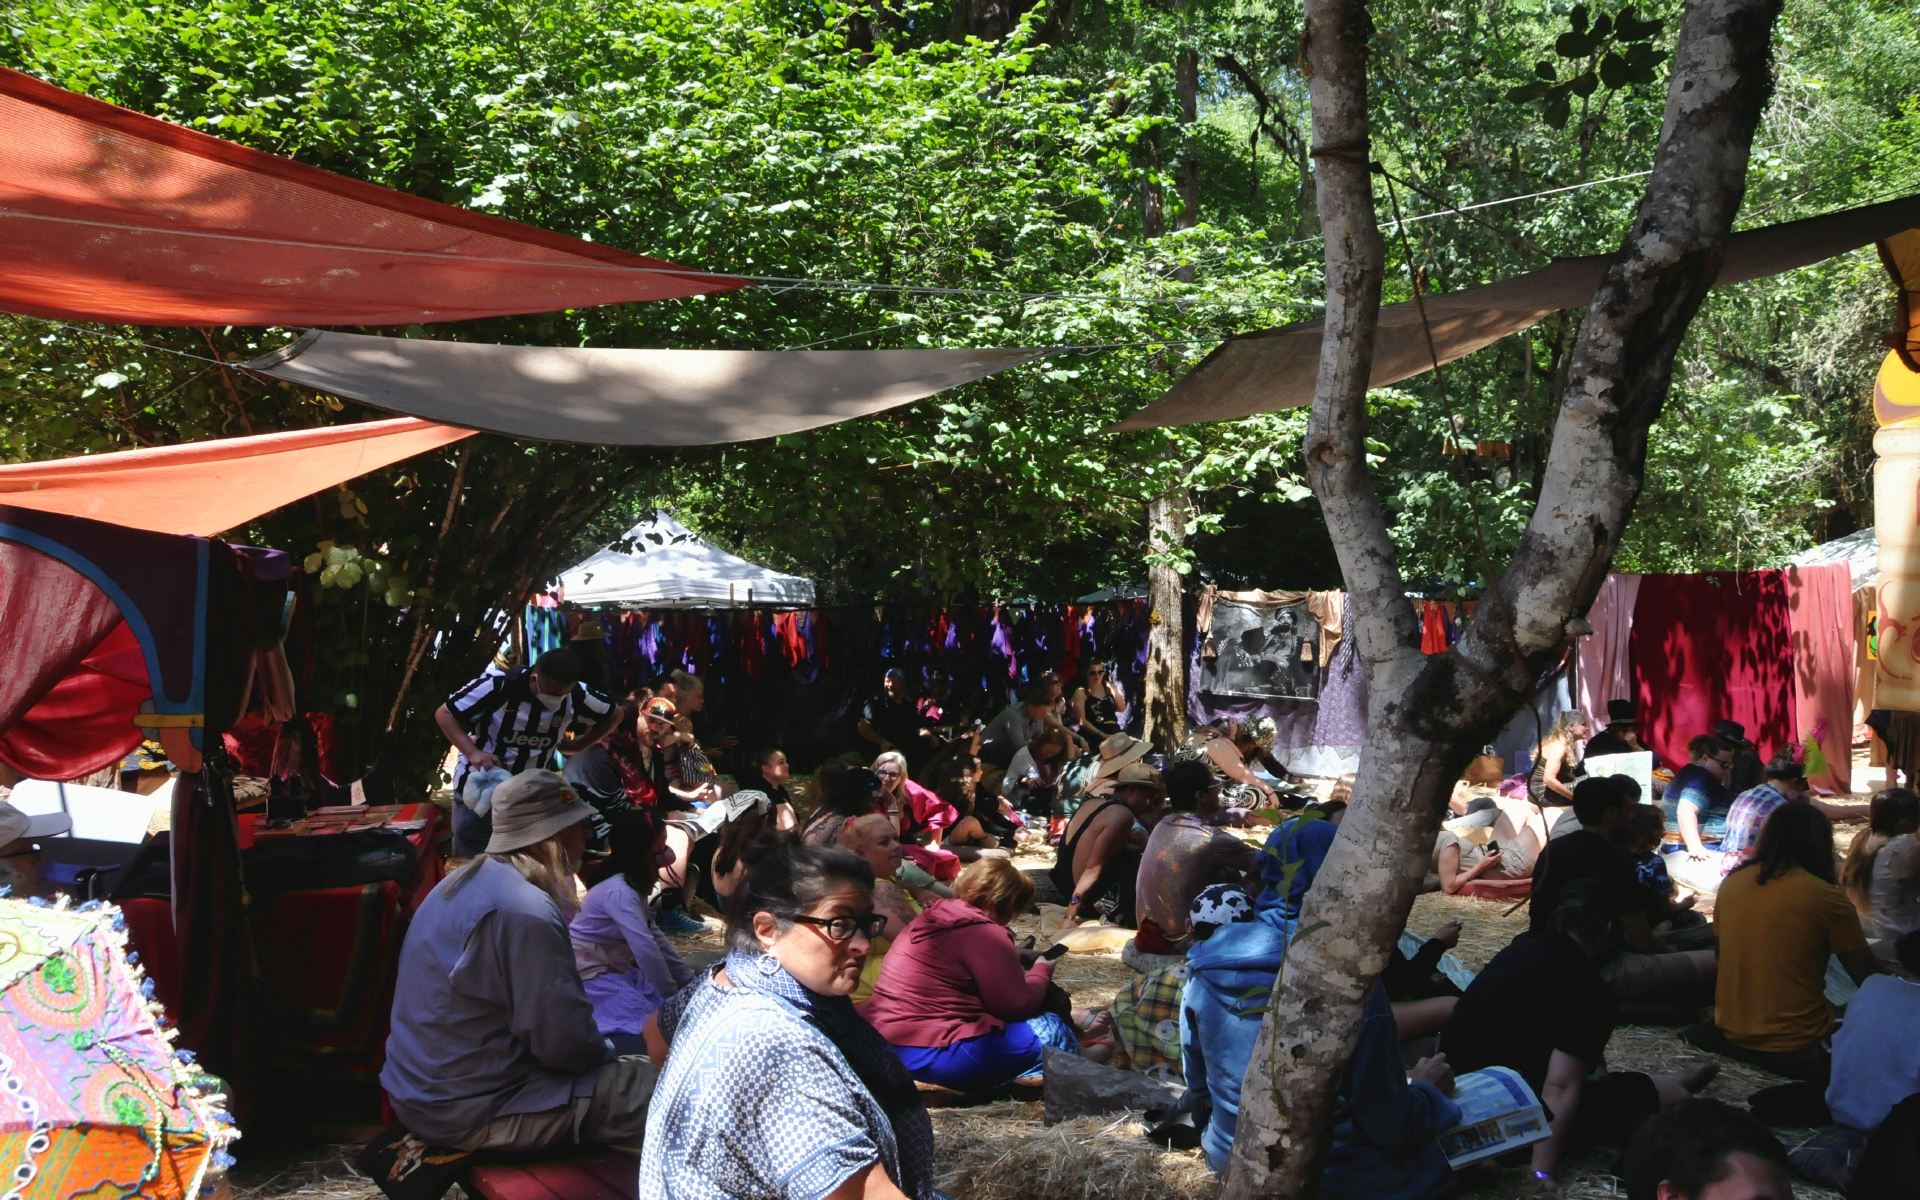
[638,958,907,1200]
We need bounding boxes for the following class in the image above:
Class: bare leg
[661,824,696,908]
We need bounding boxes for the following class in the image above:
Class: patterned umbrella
[0,898,232,1199]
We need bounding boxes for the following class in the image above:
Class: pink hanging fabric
[1577,572,1642,730]
[1785,562,1855,794]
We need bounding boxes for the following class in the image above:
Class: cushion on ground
[1459,876,1532,901]
[466,1149,638,1200]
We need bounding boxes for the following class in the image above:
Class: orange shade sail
[0,67,746,327]
[0,418,475,536]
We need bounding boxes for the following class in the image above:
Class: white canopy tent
[556,512,815,609]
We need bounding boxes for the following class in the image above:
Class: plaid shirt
[1718,782,1789,874]
[1111,962,1187,1072]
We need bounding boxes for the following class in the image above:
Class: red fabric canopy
[0,417,474,536]
[0,67,746,326]
[0,539,150,777]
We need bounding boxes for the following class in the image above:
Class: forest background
[4,0,1917,786]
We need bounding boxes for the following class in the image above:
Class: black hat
[1711,719,1752,748]
[1605,699,1637,726]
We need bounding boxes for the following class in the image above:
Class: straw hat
[485,769,596,854]
[1092,733,1152,779]
[1109,762,1166,796]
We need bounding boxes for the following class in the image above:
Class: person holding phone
[860,859,1101,1091]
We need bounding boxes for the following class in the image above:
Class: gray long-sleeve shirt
[381,857,610,1143]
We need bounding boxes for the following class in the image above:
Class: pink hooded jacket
[857,897,1054,1048]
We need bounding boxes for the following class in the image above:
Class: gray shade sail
[1111,193,1920,431]
[245,331,1051,446]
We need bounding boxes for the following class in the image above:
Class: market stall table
[120,802,445,1078]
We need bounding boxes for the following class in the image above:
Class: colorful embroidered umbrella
[0,899,233,1199]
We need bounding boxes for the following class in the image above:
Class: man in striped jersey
[437,648,620,857]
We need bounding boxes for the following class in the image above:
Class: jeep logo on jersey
[499,730,558,750]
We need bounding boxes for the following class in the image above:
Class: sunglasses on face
[784,912,887,941]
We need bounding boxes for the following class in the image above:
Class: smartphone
[1486,840,1501,855]
[1042,942,1071,961]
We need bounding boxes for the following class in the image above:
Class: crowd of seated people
[399,653,1919,1199]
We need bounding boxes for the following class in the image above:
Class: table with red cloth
[122,803,445,1077]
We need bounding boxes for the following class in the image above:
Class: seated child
[1628,803,1707,941]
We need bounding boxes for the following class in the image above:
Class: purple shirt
[571,874,696,1035]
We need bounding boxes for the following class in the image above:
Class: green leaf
[1555,30,1598,59]
[1544,92,1573,128]
[1535,60,1558,81]
[1505,81,1551,103]
[1569,4,1590,34]
[1615,9,1664,41]
[1624,41,1663,68]
[1599,52,1631,89]
[1589,13,1613,40]
[1569,69,1600,97]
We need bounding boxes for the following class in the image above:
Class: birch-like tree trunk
[1143,485,1193,752]
[1221,0,1784,1194]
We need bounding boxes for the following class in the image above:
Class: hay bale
[931,1102,1217,1200]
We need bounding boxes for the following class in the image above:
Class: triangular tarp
[0,67,743,326]
[0,418,474,536]
[244,331,1051,445]
[1112,193,1920,431]
[557,513,814,608]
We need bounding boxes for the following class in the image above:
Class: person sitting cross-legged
[1683,803,1881,1083]
[1181,893,1462,1198]
[382,770,656,1153]
[571,810,695,1056]
[1133,759,1259,954]
[860,859,1089,1092]
[1527,775,1716,1008]
[1662,734,1737,896]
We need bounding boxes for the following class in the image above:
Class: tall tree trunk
[1174,48,1200,233]
[1143,485,1192,753]
[1221,0,1783,1195]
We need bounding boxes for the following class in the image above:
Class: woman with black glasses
[639,843,934,1200]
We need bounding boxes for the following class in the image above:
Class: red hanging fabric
[1419,601,1449,655]
[0,538,152,776]
[0,66,743,326]
[1057,605,1085,685]
[1785,563,1855,795]
[774,612,807,666]
[739,612,766,680]
[0,619,149,778]
[1630,571,1796,769]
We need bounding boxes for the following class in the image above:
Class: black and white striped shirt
[444,667,613,790]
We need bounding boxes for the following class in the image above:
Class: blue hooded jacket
[1181,912,1290,1169]
[1182,917,1460,1200]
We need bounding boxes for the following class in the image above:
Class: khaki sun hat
[1092,733,1153,779]
[1110,762,1167,796]
[485,769,596,855]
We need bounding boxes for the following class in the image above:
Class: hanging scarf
[723,947,935,1200]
